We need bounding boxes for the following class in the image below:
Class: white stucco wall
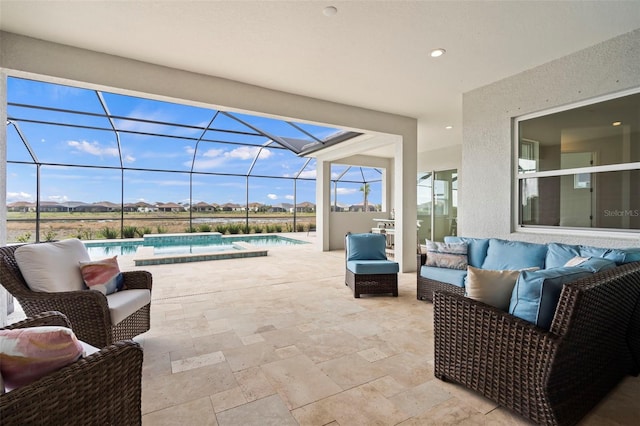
[460,28,640,248]
[417,144,461,173]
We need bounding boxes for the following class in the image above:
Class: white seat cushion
[14,239,90,292]
[106,289,151,325]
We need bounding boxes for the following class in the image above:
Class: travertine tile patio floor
[11,233,639,425]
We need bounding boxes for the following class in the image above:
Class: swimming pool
[83,233,308,265]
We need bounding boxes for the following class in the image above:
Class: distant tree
[359,183,371,211]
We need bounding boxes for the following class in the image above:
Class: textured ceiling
[1,1,639,152]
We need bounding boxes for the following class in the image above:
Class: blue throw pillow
[444,236,490,268]
[545,243,580,269]
[482,239,547,271]
[579,245,627,265]
[509,267,593,330]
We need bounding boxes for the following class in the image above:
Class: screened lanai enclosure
[5,77,384,242]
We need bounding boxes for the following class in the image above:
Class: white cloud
[124,154,136,163]
[7,191,33,202]
[336,187,358,195]
[267,194,278,200]
[47,195,69,202]
[285,195,294,200]
[203,148,226,158]
[67,140,119,157]
[226,146,272,160]
[188,146,272,171]
[298,170,317,179]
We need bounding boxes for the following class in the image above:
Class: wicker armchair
[0,244,152,348]
[0,311,143,426]
[434,261,640,426]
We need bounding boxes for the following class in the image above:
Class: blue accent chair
[345,232,399,298]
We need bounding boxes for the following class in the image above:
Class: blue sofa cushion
[420,266,467,287]
[622,247,640,264]
[346,233,387,261]
[347,260,399,275]
[545,243,581,269]
[574,257,617,273]
[425,240,468,270]
[579,245,626,265]
[482,239,547,271]
[444,236,490,268]
[509,267,593,330]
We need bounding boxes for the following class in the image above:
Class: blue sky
[6,77,382,207]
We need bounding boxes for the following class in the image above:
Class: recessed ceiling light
[612,121,622,126]
[323,6,338,16]
[430,48,446,58]
[445,125,453,130]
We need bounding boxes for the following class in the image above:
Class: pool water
[84,233,306,258]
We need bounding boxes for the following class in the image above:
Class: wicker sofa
[0,311,144,426]
[434,261,640,425]
[418,237,640,302]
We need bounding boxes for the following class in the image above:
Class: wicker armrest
[3,311,71,330]
[0,340,143,425]
[122,270,153,291]
[417,253,426,269]
[434,291,559,418]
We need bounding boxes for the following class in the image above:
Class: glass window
[516,90,640,232]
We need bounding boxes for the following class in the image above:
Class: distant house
[331,203,348,212]
[247,202,263,212]
[348,203,377,212]
[157,202,184,212]
[270,203,293,213]
[123,203,138,212]
[38,201,66,212]
[7,201,36,212]
[193,201,214,212]
[135,202,157,212]
[221,203,243,212]
[295,201,315,213]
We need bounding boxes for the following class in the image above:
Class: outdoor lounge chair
[0,242,152,348]
[345,232,399,298]
[0,311,143,426]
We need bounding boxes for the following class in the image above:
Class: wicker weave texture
[0,312,144,426]
[434,262,640,426]
[416,254,464,301]
[0,244,152,348]
[345,269,398,298]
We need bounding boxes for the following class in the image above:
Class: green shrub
[122,226,138,238]
[227,224,241,234]
[74,228,93,240]
[136,227,153,237]
[198,223,212,232]
[15,232,32,243]
[156,226,168,234]
[253,225,264,234]
[296,223,305,232]
[184,226,197,233]
[99,227,119,239]
[42,227,58,242]
[215,224,228,234]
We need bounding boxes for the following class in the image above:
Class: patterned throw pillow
[79,256,124,295]
[425,240,468,270]
[0,326,84,390]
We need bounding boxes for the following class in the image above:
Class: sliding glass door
[417,169,458,243]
